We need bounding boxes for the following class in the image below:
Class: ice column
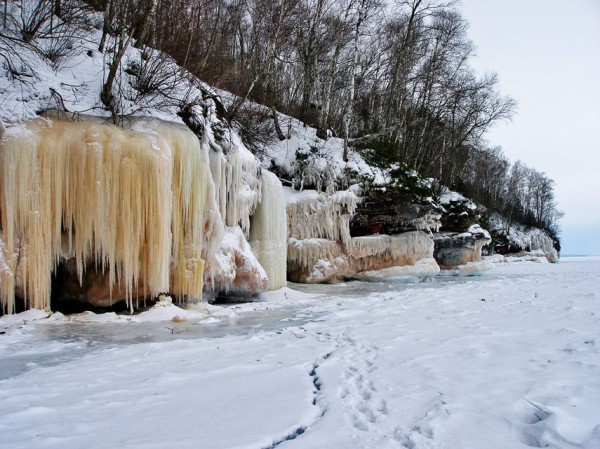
[250,171,287,290]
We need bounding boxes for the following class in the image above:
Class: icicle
[287,238,343,276]
[286,189,359,247]
[249,171,287,290]
[348,232,434,265]
[0,117,223,313]
[221,143,261,237]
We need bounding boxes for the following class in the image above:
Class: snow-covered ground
[1,257,599,449]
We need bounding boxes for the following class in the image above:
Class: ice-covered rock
[434,225,492,268]
[288,231,436,283]
[438,187,480,232]
[488,214,559,263]
[285,182,438,283]
[205,227,268,297]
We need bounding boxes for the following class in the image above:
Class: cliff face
[350,188,441,236]
[431,190,491,268]
[0,5,560,314]
[285,187,439,283]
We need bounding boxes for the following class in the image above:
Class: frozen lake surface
[1,257,599,449]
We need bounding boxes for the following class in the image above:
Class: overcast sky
[458,0,600,255]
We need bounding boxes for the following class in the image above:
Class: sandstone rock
[51,258,133,308]
[288,231,436,283]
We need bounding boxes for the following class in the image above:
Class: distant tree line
[1,0,561,241]
[461,148,563,241]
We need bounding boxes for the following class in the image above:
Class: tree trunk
[272,105,286,141]
[299,0,325,124]
[228,0,288,120]
[318,0,355,139]
[134,0,158,49]
[101,0,132,116]
[99,0,114,53]
[343,0,367,162]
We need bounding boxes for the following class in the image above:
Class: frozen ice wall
[250,171,287,290]
[209,137,261,237]
[287,189,360,247]
[205,132,275,295]
[0,118,222,313]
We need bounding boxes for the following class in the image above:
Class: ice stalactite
[0,230,14,306]
[0,118,221,313]
[157,122,223,302]
[249,171,287,290]
[211,141,261,238]
[348,232,435,269]
[286,189,360,247]
[412,214,442,233]
[205,135,273,295]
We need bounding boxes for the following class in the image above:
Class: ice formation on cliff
[286,188,359,282]
[250,171,287,290]
[0,118,222,313]
[210,134,261,237]
[285,186,437,283]
[286,188,360,247]
[488,213,559,262]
